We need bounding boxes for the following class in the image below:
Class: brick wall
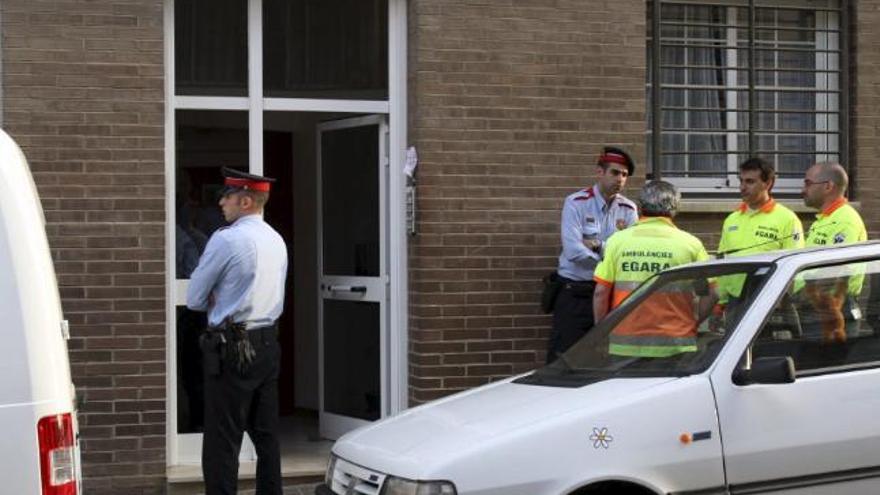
[854,1,880,239]
[1,1,166,493]
[408,0,649,403]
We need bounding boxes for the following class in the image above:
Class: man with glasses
[800,161,867,342]
[802,161,866,247]
[546,146,638,363]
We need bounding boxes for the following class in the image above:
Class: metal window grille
[647,0,848,193]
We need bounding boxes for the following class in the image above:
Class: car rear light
[38,413,78,495]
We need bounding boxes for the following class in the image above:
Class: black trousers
[202,326,282,495]
[546,279,596,364]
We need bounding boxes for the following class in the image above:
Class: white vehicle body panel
[715,369,880,493]
[0,130,80,492]
[335,376,724,494]
[325,243,880,495]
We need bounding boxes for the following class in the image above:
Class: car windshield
[519,262,775,387]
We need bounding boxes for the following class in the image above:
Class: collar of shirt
[818,197,847,218]
[592,184,618,212]
[737,199,777,215]
[637,216,676,227]
[231,213,264,227]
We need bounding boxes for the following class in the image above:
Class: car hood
[333,375,678,477]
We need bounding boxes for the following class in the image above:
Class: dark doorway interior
[264,131,296,415]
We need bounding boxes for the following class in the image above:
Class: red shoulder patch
[573,188,594,201]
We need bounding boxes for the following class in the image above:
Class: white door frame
[164,0,408,466]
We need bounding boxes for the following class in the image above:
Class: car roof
[671,240,880,272]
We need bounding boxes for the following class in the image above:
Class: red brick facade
[2,1,166,493]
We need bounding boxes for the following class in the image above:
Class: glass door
[317,115,389,439]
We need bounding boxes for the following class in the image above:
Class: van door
[0,130,81,494]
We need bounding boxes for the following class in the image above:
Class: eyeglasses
[803,179,830,187]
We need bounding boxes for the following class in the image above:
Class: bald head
[813,161,848,192]
[803,161,848,210]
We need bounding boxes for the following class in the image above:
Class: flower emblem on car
[590,427,613,449]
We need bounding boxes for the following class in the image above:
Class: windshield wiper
[610,368,690,378]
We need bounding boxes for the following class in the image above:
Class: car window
[750,258,880,376]
[517,263,775,387]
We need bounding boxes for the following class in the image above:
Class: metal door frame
[316,115,389,439]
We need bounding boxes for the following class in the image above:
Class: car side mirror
[733,356,796,386]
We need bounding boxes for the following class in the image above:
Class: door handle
[328,285,367,294]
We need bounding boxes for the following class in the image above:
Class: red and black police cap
[220,167,275,195]
[597,146,635,176]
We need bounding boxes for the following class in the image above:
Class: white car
[0,130,81,494]
[318,242,880,495]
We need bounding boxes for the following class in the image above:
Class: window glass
[175,110,248,279]
[646,1,844,189]
[321,124,380,276]
[517,264,775,388]
[750,259,880,375]
[175,0,248,96]
[176,306,207,433]
[263,0,388,99]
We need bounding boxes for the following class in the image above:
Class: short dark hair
[739,157,775,183]
[598,146,635,176]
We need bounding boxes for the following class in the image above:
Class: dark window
[263,0,388,99]
[175,0,248,96]
[647,1,846,192]
[174,109,248,434]
[174,109,248,281]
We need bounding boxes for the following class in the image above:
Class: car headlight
[324,453,338,486]
[382,476,457,495]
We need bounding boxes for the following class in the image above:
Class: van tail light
[38,413,78,495]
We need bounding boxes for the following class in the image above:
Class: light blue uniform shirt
[557,185,637,281]
[186,214,288,329]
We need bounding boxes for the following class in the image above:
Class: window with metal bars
[647,0,847,194]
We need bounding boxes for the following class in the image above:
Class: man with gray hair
[593,181,716,357]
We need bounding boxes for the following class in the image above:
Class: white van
[0,130,81,494]
[319,243,880,494]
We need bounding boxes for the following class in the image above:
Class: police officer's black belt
[207,322,278,338]
[246,324,279,343]
[205,321,278,374]
[558,276,596,290]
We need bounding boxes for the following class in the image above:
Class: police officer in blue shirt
[187,168,288,495]
[546,147,638,363]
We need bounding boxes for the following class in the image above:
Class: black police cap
[220,167,275,195]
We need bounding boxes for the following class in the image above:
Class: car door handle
[328,285,367,293]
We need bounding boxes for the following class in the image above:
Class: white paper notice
[403,146,418,179]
